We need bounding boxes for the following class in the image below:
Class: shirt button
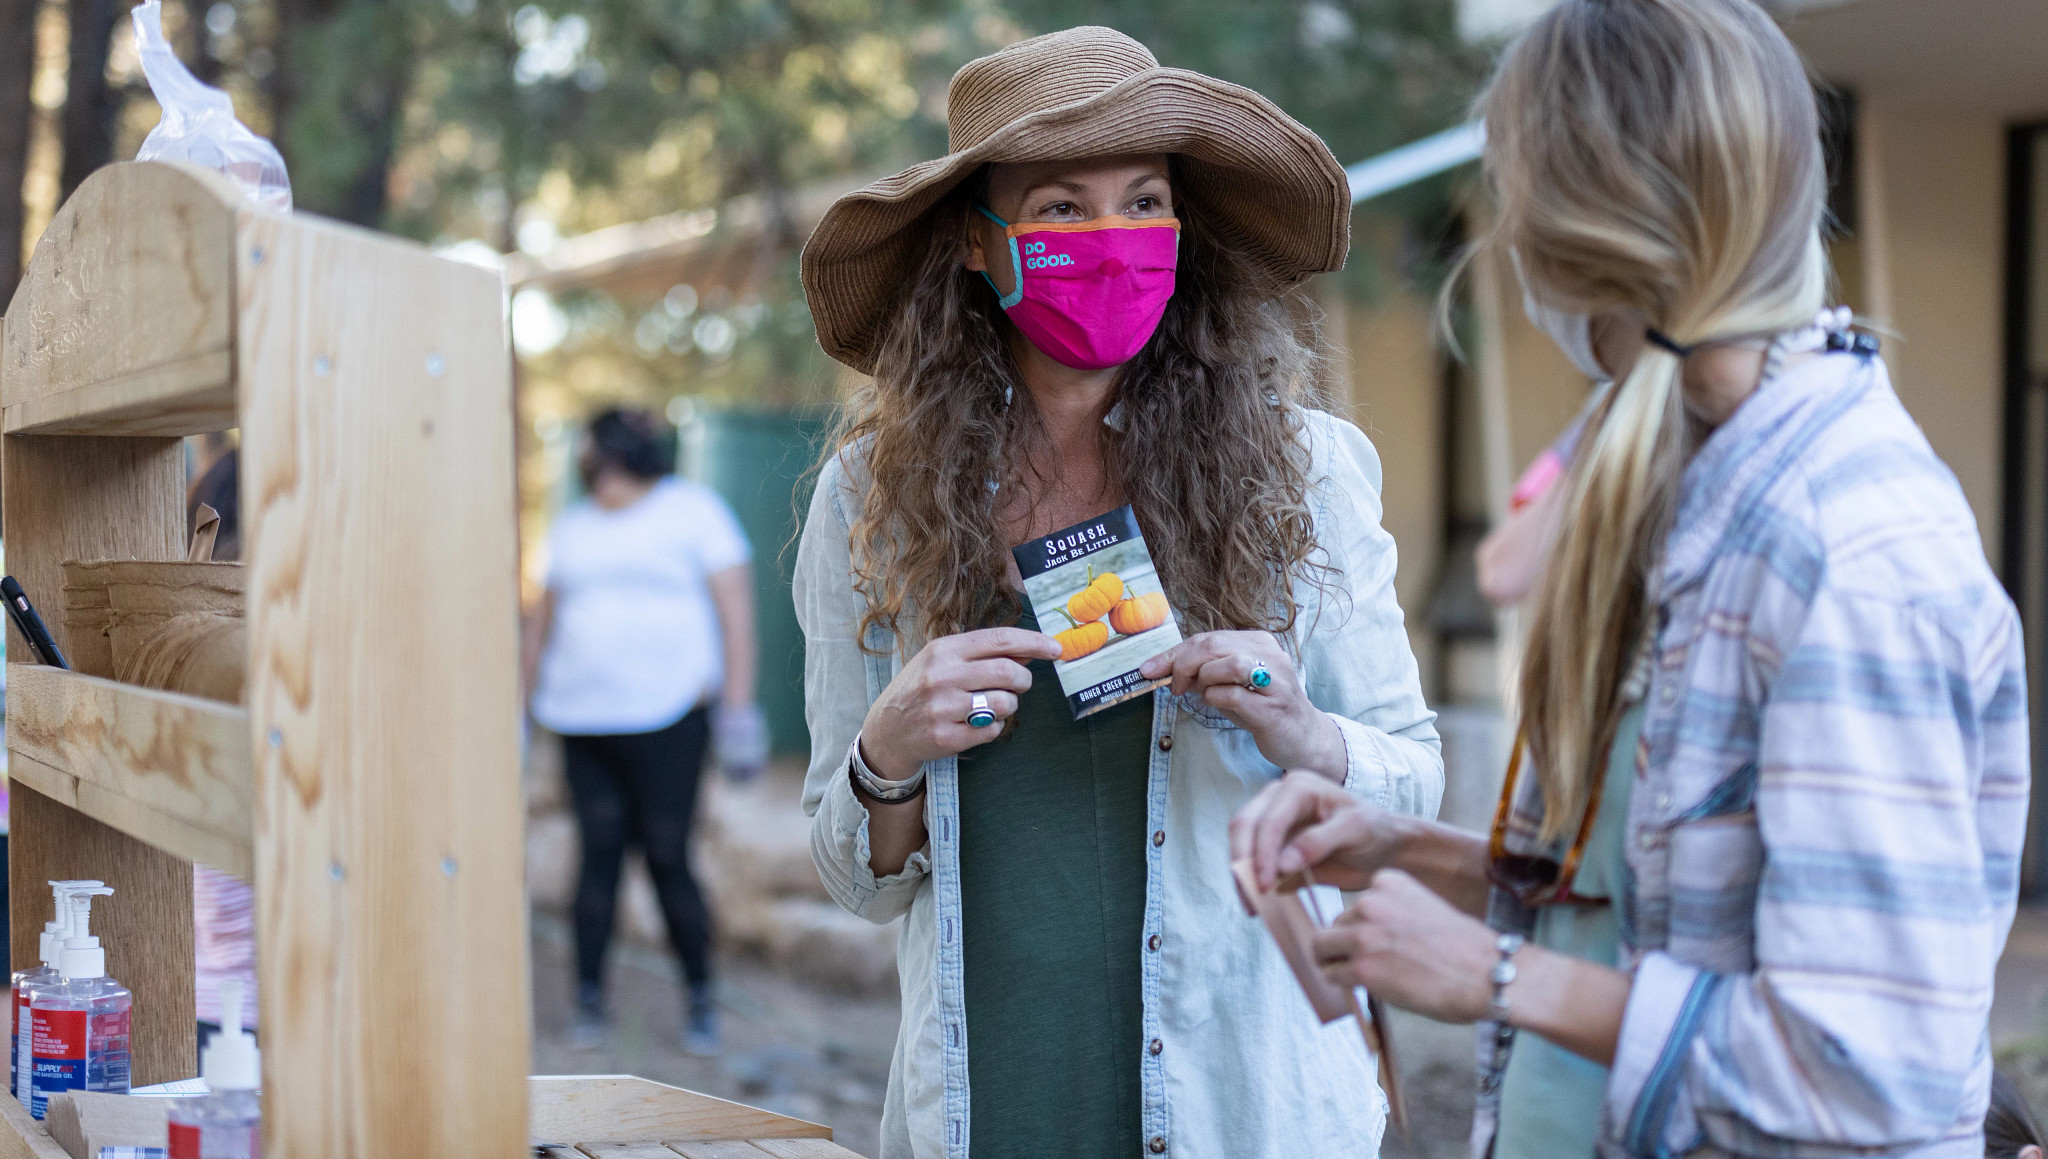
[1157,734,1173,752]
[1639,830,1663,851]
[1655,791,1673,811]
[1152,830,1166,848]
[1660,684,1677,704]
[1149,1138,1167,1155]
[1149,1037,1163,1056]
[1148,934,1162,952]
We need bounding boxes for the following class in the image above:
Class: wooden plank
[0,435,186,678]
[1,162,239,419]
[6,665,253,877]
[665,1143,771,1159]
[240,208,528,1157]
[2,349,236,436]
[0,1085,79,1159]
[6,783,195,1087]
[1,430,194,1088]
[530,1077,830,1144]
[750,1142,867,1159]
[576,1146,695,1159]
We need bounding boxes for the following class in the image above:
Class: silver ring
[966,692,996,729]
[1247,663,1273,691]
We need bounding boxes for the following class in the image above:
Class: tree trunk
[59,0,124,202]
[268,0,408,227]
[0,0,37,300]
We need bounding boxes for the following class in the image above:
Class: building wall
[1859,102,2008,563]
[1335,286,1444,695]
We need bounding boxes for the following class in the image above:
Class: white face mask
[1511,249,1609,382]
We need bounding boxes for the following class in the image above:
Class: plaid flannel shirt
[1490,348,2029,1158]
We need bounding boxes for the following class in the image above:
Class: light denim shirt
[795,409,1444,1159]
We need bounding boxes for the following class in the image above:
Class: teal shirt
[955,608,1151,1158]
[1493,703,1642,1159]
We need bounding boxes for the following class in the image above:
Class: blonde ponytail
[1480,0,1831,840]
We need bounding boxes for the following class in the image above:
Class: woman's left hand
[1312,869,1496,1024]
[1139,630,1347,780]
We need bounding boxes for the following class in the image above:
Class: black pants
[561,707,713,992]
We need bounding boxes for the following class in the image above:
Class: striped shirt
[194,865,256,1028]
[1494,348,2029,1157]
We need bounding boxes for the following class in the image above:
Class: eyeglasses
[1487,731,1610,909]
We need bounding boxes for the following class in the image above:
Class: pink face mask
[976,206,1180,370]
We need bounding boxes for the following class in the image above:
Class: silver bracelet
[848,734,927,803]
[1488,932,1525,1024]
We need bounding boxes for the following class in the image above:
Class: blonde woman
[1235,1,2029,1157]
[793,26,1441,1159]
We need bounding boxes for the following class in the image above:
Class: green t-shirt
[1493,702,1643,1159]
[956,607,1151,1159]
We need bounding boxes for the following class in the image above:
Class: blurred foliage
[46,0,1485,425]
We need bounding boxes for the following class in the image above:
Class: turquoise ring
[1248,664,1273,691]
[967,692,997,729]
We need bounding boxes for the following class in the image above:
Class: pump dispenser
[29,885,129,1117]
[168,979,260,1158]
[14,881,100,1109]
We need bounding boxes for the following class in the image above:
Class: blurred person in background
[187,446,256,1044]
[1235,1,2028,1157]
[1987,1071,2045,1159]
[795,26,1441,1159]
[522,406,764,1056]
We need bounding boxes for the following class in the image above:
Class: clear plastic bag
[131,0,291,212]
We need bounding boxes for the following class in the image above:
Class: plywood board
[665,1143,771,1159]
[2,349,236,435]
[0,1087,78,1159]
[239,208,529,1157]
[530,1077,830,1145]
[750,1141,867,1159]
[576,1146,692,1159]
[6,665,253,877]
[1,163,242,429]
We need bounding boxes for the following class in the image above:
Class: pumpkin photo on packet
[1050,617,1112,661]
[1109,590,1169,636]
[1065,567,1125,623]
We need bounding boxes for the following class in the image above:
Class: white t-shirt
[532,477,751,735]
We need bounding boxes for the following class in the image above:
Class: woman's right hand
[1230,770,1418,894]
[857,627,1062,779]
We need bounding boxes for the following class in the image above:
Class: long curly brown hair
[823,165,1332,653]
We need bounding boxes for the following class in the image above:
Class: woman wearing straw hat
[794,25,1441,1159]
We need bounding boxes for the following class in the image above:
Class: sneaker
[568,982,606,1051]
[682,988,721,1057]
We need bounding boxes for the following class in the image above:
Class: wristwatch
[848,734,927,803]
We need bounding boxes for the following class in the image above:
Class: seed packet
[1012,505,1183,718]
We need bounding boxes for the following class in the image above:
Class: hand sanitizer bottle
[14,881,98,1110]
[30,886,129,1118]
[168,979,260,1159]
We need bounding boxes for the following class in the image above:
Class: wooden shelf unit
[0,162,869,1159]
[1,157,530,1156]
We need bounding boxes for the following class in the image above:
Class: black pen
[0,576,69,669]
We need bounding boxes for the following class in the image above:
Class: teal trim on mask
[974,204,1025,310]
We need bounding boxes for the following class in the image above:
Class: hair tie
[1644,328,1695,358]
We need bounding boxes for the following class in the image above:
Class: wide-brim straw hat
[801,26,1352,374]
